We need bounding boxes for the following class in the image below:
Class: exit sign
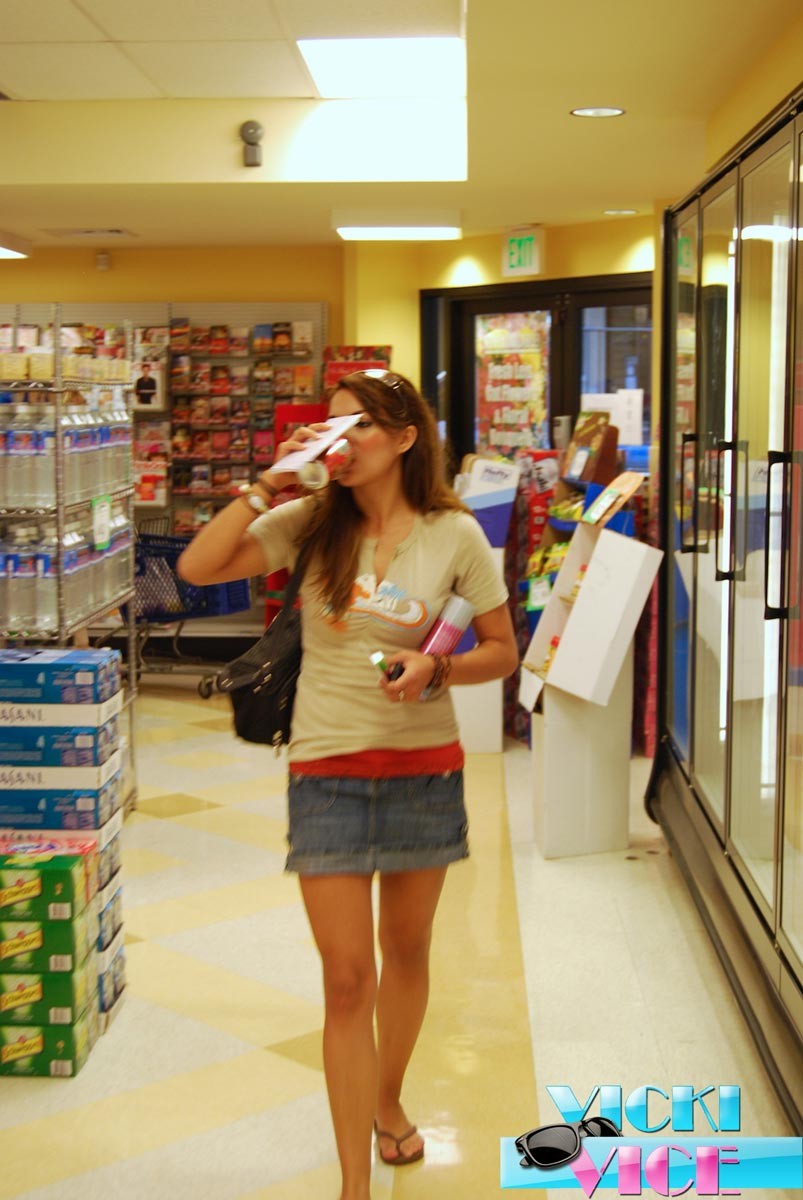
[503,226,543,277]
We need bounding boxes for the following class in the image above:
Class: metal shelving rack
[0,303,139,807]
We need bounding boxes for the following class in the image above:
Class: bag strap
[267,537,312,637]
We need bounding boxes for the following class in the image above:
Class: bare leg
[300,873,376,1200]
[375,866,447,1162]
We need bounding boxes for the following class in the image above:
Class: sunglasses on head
[360,368,405,392]
[515,1117,621,1169]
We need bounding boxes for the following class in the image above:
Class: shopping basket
[131,533,251,623]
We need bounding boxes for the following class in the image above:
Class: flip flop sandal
[373,1120,425,1166]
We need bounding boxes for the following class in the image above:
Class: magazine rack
[519,523,662,857]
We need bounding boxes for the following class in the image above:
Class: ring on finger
[399,690,405,703]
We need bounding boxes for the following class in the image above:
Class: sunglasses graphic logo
[516,1117,621,1169]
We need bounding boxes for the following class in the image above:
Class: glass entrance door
[474,310,551,457]
[729,130,794,911]
[780,121,803,972]
[691,177,737,825]
[666,206,698,765]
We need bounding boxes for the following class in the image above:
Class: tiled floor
[0,683,796,1199]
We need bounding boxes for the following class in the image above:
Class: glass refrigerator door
[691,178,737,826]
[666,207,698,765]
[729,131,794,912]
[474,311,550,457]
[781,124,803,974]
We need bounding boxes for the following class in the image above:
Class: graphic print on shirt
[325,574,430,631]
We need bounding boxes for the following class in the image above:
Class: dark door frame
[421,271,652,462]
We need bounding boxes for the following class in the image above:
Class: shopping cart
[125,524,251,697]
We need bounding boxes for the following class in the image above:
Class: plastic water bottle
[35,520,59,633]
[0,407,10,510]
[6,407,37,509]
[34,407,56,509]
[72,519,92,619]
[0,527,8,632]
[8,526,36,633]
[117,407,133,487]
[62,525,79,621]
[98,409,113,494]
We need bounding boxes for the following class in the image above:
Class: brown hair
[299,371,469,618]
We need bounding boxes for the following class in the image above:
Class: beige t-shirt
[247,498,508,762]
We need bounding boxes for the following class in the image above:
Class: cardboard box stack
[0,649,127,1076]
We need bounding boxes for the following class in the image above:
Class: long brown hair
[299,370,468,618]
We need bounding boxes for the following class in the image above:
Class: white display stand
[530,645,633,857]
[519,523,662,858]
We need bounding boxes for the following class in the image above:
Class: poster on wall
[475,312,550,459]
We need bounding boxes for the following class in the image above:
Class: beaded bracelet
[428,653,453,692]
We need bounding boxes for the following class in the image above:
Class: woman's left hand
[380,651,436,704]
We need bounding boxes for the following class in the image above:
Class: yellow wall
[706,10,803,168]
[0,245,346,343]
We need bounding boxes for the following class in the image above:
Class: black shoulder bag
[216,543,311,748]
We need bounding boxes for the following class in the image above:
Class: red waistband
[289,741,464,778]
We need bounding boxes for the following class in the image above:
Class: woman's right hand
[259,422,331,494]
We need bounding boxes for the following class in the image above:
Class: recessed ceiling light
[298,38,465,99]
[336,226,461,241]
[604,209,638,216]
[571,106,625,118]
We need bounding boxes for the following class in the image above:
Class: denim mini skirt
[286,770,469,875]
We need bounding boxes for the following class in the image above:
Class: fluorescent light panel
[336,226,461,241]
[0,232,30,259]
[298,37,465,99]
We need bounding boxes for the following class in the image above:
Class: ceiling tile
[78,0,285,41]
[123,41,314,99]
[0,44,161,100]
[1,0,105,41]
[277,0,463,39]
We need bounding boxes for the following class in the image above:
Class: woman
[178,370,518,1200]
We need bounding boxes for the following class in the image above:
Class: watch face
[247,493,267,513]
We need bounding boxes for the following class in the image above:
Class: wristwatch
[238,483,270,514]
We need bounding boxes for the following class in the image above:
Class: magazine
[252,359,273,394]
[230,427,250,459]
[133,420,170,462]
[191,361,211,394]
[190,327,210,353]
[211,463,232,492]
[291,320,313,356]
[170,317,190,353]
[208,325,229,355]
[294,363,315,398]
[191,430,211,458]
[273,322,292,353]
[172,463,193,493]
[229,326,249,356]
[190,464,211,492]
[171,425,192,457]
[193,502,215,528]
[209,395,231,423]
[210,364,231,395]
[174,505,195,534]
[171,355,192,393]
[210,430,232,458]
[132,360,166,412]
[252,429,274,462]
[274,366,295,398]
[252,323,273,354]
[190,396,211,424]
[231,396,250,422]
[230,364,249,395]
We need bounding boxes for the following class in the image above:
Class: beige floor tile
[125,875,298,941]
[135,723,208,746]
[238,1164,392,1200]
[267,1030,323,1073]
[198,776,289,804]
[126,940,323,1046]
[123,847,183,878]
[170,807,288,853]
[164,749,244,771]
[137,792,223,819]
[0,1051,319,1200]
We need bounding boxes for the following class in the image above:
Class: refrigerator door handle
[714,439,736,582]
[680,431,700,553]
[763,449,792,621]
